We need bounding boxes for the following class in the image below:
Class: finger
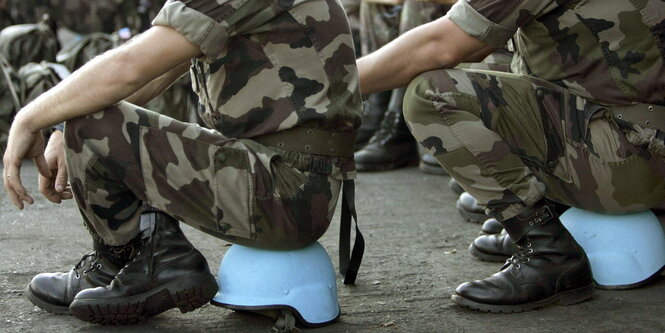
[58,190,74,200]
[3,167,29,209]
[55,161,68,193]
[39,174,62,204]
[34,154,52,179]
[3,172,23,210]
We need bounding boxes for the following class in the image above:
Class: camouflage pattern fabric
[447,0,665,106]
[56,33,119,71]
[154,0,361,141]
[18,61,70,105]
[64,0,362,248]
[64,102,342,249]
[144,75,199,123]
[340,0,361,56]
[0,54,20,155]
[0,22,59,69]
[404,0,665,220]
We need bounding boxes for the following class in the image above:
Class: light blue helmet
[560,208,665,289]
[211,242,340,327]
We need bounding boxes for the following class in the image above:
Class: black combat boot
[452,200,594,313]
[468,232,515,262]
[25,237,139,314]
[69,212,218,325]
[354,88,418,171]
[448,178,464,196]
[355,90,391,150]
[456,192,489,223]
[480,218,503,234]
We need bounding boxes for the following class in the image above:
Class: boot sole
[69,273,218,325]
[456,201,488,223]
[451,284,594,313]
[25,285,71,315]
[467,243,510,263]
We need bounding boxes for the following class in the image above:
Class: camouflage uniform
[404,0,665,220]
[63,0,362,250]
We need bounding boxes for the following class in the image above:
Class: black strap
[339,179,364,285]
[0,56,21,112]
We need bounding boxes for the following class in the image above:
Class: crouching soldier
[3,0,361,324]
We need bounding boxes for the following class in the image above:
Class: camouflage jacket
[447,0,665,106]
[152,0,362,178]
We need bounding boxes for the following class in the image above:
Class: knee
[403,69,456,126]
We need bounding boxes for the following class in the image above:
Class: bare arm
[358,17,488,95]
[125,61,191,106]
[13,25,201,132]
[3,25,202,209]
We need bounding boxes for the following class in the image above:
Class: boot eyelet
[96,263,103,270]
[75,273,81,279]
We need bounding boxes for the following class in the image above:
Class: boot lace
[368,111,399,145]
[502,239,533,270]
[73,252,103,279]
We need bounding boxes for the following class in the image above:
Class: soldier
[3,0,361,325]
[358,0,664,312]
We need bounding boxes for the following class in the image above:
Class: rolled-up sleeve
[446,0,565,48]
[153,0,264,63]
[446,0,515,48]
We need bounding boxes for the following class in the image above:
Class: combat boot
[468,232,515,262]
[25,237,139,314]
[354,88,418,171]
[452,200,594,313]
[480,218,503,234]
[355,90,391,150]
[448,178,464,196]
[419,153,447,175]
[456,192,489,223]
[69,211,218,325]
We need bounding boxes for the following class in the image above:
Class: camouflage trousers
[404,68,665,220]
[64,102,342,249]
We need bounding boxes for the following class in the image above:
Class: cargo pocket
[532,87,575,183]
[213,146,255,239]
[138,126,255,240]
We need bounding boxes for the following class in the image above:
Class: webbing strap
[339,179,364,285]
[0,57,21,111]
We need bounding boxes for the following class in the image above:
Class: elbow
[432,44,462,70]
[101,47,149,91]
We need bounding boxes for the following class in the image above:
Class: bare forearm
[12,26,202,133]
[14,47,151,132]
[125,61,190,106]
[358,17,488,95]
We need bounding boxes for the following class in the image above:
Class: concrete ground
[1,161,664,333]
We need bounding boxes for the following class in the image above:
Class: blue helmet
[211,242,340,327]
[560,208,665,289]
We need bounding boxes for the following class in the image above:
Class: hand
[2,118,51,209]
[38,131,73,203]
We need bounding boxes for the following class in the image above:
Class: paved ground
[1,161,664,333]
